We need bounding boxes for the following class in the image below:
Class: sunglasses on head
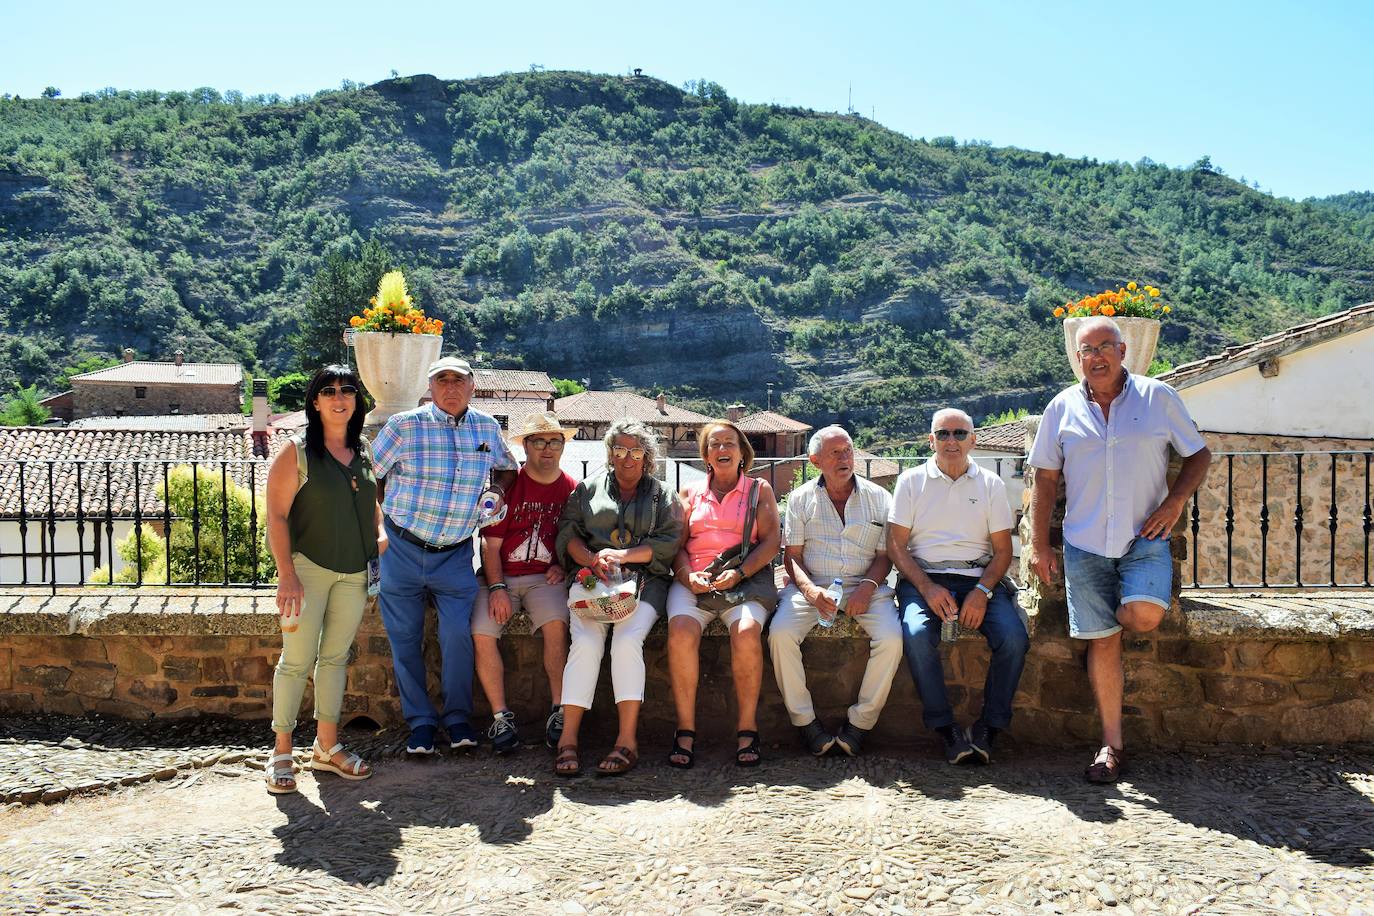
[933,428,971,441]
[610,445,647,460]
[319,384,358,398]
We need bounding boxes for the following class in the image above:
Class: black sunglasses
[933,429,971,441]
[319,385,359,398]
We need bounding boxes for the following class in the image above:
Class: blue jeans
[378,523,478,730]
[898,575,1029,731]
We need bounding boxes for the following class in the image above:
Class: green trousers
[271,552,367,733]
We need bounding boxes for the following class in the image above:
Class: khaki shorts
[472,573,570,638]
[666,581,771,630]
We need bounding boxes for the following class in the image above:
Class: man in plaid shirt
[372,357,518,755]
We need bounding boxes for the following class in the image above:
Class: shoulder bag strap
[738,477,761,563]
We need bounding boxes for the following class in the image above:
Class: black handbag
[696,477,779,613]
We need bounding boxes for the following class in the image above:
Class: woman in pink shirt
[666,420,781,768]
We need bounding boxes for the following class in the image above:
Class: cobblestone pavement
[2,717,1373,915]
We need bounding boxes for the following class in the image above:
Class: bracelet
[487,582,509,593]
[975,582,994,598]
[860,578,880,588]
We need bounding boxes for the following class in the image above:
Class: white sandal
[265,752,298,794]
[310,739,372,780]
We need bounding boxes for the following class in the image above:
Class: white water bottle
[819,578,843,628]
[477,488,507,528]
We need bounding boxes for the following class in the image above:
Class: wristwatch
[974,582,994,599]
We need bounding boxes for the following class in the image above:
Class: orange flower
[1101,304,1116,317]
[1053,307,1066,317]
[349,316,363,327]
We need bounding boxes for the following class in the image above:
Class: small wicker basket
[567,577,639,623]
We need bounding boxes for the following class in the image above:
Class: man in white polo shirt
[888,408,1026,765]
[1027,316,1210,784]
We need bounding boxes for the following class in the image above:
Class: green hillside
[3,71,1372,445]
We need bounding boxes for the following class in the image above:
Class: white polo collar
[923,456,979,482]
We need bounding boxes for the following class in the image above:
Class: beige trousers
[271,553,367,733]
[767,583,902,731]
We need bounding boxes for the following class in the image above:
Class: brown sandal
[596,746,638,777]
[554,745,581,777]
[1084,745,1126,783]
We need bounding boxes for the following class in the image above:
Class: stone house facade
[68,358,244,421]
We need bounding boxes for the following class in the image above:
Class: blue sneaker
[446,722,479,751]
[406,724,438,756]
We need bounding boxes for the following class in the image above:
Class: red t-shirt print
[485,470,576,577]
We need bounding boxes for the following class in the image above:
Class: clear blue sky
[8,0,1371,199]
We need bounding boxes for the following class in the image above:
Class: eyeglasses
[524,437,565,452]
[1076,342,1123,359]
[610,445,648,460]
[319,385,358,398]
[933,429,971,441]
[706,440,738,451]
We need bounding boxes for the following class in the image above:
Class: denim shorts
[1063,536,1172,639]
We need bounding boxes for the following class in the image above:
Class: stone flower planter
[1063,316,1161,381]
[353,331,442,426]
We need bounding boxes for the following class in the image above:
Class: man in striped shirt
[768,425,902,757]
[372,357,518,755]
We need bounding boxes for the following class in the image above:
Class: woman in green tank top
[263,365,385,794]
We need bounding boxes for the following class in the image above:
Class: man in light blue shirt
[1027,317,1210,783]
[372,357,518,755]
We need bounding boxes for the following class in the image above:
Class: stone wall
[1190,432,1374,588]
[2,585,1372,747]
[72,382,242,420]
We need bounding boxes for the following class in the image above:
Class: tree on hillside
[291,239,392,371]
[0,385,51,426]
[269,372,310,411]
[57,355,120,389]
[552,377,586,398]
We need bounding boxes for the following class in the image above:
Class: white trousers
[562,599,660,708]
[767,584,902,730]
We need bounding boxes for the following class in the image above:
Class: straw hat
[509,411,577,445]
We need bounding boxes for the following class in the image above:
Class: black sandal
[735,729,762,768]
[667,729,696,769]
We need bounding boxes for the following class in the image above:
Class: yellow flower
[1162,305,1171,313]
[1148,287,1160,297]
[1127,281,1138,291]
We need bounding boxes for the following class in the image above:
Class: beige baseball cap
[426,356,473,378]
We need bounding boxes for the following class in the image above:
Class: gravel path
[3,716,1372,914]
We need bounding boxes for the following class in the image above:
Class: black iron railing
[0,454,1026,592]
[1186,450,1373,590]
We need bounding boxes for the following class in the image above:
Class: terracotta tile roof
[736,410,812,434]
[553,391,715,426]
[470,397,549,421]
[852,449,902,480]
[1157,301,1374,390]
[0,428,288,517]
[69,414,249,432]
[470,368,555,393]
[72,361,244,386]
[973,420,1028,453]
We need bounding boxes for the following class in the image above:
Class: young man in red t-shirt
[473,412,578,753]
